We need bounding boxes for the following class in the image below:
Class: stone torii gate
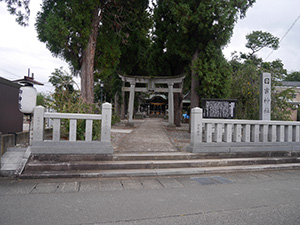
[119,74,185,126]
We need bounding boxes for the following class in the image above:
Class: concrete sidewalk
[0,147,30,177]
[1,170,300,225]
[114,118,178,152]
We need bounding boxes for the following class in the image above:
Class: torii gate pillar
[128,81,135,123]
[168,83,174,126]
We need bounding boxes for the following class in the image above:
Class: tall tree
[149,0,256,109]
[230,31,294,120]
[36,0,149,104]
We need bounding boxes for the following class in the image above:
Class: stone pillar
[101,102,112,143]
[190,107,203,150]
[168,83,174,126]
[120,81,126,120]
[260,73,271,120]
[29,114,34,145]
[33,106,45,142]
[128,81,136,123]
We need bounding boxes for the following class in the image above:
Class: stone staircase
[20,151,300,179]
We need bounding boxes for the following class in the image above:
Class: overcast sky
[223,0,300,72]
[0,0,70,93]
[0,0,300,94]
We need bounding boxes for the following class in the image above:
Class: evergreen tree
[36,0,149,104]
[149,0,256,108]
[230,31,294,120]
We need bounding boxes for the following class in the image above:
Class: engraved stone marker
[260,73,271,120]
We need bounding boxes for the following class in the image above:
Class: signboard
[202,99,237,119]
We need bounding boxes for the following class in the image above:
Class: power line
[0,68,22,78]
[265,14,300,60]
[0,68,54,90]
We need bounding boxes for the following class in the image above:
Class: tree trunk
[174,83,182,127]
[191,50,200,108]
[189,50,200,133]
[114,92,121,117]
[80,8,102,104]
[174,92,182,127]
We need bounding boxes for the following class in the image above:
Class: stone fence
[31,102,113,155]
[189,107,300,153]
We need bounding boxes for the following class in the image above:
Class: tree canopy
[36,0,150,103]
[284,71,300,81]
[1,0,30,26]
[230,31,294,120]
[245,30,280,56]
[147,0,256,108]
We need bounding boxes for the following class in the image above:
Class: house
[276,81,300,121]
[0,77,23,134]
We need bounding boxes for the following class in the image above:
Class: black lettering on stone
[202,99,236,119]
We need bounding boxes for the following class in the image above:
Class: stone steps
[20,151,300,179]
[30,151,300,162]
[24,157,300,172]
[20,163,300,179]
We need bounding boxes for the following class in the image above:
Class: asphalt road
[0,170,300,225]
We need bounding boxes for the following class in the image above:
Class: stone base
[188,142,300,153]
[125,122,135,127]
[134,113,144,119]
[166,123,176,128]
[31,141,113,155]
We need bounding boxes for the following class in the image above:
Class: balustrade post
[224,124,232,142]
[233,124,241,142]
[269,125,277,142]
[285,125,293,142]
[85,120,93,141]
[101,102,112,143]
[190,107,203,147]
[277,125,285,142]
[261,124,269,142]
[69,119,77,141]
[251,124,260,142]
[33,106,45,142]
[242,124,251,142]
[205,123,213,142]
[293,125,300,142]
[53,119,61,141]
[214,123,223,142]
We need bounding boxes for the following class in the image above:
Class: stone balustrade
[31,103,113,155]
[189,107,300,153]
